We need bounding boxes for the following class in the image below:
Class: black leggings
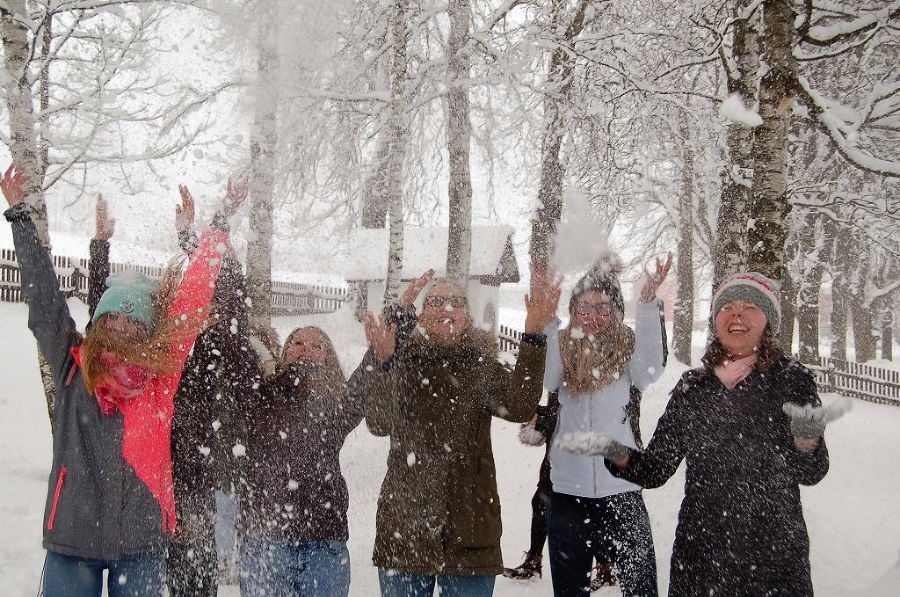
[548,491,657,597]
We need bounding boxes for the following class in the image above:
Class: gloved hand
[557,431,629,462]
[782,398,852,440]
[518,422,546,446]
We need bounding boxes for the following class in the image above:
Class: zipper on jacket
[47,466,68,531]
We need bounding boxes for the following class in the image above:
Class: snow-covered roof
[343,225,519,281]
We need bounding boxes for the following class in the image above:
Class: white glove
[557,431,629,461]
[782,398,852,440]
[518,424,546,446]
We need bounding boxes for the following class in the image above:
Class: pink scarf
[714,354,757,389]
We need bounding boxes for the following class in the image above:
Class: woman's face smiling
[572,291,613,335]
[417,282,471,343]
[715,299,768,358]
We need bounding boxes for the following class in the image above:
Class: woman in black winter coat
[238,325,372,597]
[561,272,845,597]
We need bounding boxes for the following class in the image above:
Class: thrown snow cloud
[719,93,763,127]
[550,189,611,274]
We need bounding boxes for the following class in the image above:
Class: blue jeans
[377,568,496,597]
[42,550,165,597]
[548,491,658,597]
[239,537,350,597]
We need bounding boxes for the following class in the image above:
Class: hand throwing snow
[95,194,115,241]
[364,313,398,362]
[558,431,630,468]
[0,164,29,207]
[782,398,852,452]
[524,263,562,334]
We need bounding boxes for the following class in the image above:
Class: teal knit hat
[92,271,158,330]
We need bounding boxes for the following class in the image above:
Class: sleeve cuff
[3,202,30,222]
[521,333,546,347]
[210,212,230,232]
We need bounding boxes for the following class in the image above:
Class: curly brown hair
[701,325,783,371]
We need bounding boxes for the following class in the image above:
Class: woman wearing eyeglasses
[237,326,377,596]
[544,251,671,597]
[361,268,561,597]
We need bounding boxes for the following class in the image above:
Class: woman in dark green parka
[361,269,560,597]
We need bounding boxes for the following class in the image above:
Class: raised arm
[88,194,114,319]
[2,166,79,381]
[485,263,559,422]
[362,313,399,437]
[629,254,672,390]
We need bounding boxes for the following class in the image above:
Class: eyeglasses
[574,302,613,316]
[423,295,467,308]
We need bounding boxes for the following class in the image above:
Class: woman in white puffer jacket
[544,251,670,597]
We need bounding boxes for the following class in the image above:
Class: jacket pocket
[47,466,68,531]
[448,456,502,548]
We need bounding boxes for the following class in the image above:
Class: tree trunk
[830,276,849,360]
[362,138,390,228]
[779,235,796,352]
[382,0,409,305]
[747,0,796,282]
[673,116,694,365]
[850,298,877,362]
[882,305,894,361]
[713,0,758,288]
[796,212,825,362]
[529,0,589,267]
[246,2,280,327]
[445,0,473,288]
[2,1,56,432]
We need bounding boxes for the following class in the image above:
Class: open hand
[364,312,398,362]
[640,252,673,302]
[176,184,195,232]
[223,175,250,217]
[398,269,435,308]
[0,164,30,207]
[523,262,561,334]
[95,194,115,241]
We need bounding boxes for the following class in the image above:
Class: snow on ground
[2,301,899,596]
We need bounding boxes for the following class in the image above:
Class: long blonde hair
[80,268,210,395]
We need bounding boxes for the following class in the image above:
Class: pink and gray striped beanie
[712,272,782,333]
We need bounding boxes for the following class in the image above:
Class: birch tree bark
[713,0,758,287]
[445,0,473,288]
[747,0,796,281]
[529,0,590,267]
[246,1,280,327]
[382,0,409,304]
[673,115,694,365]
[2,1,55,431]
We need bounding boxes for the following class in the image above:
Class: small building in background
[343,226,520,336]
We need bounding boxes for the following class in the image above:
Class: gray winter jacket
[6,203,168,560]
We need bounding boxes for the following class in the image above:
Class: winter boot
[503,553,542,580]
[590,562,617,591]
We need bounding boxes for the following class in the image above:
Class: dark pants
[528,488,551,556]
[167,490,218,597]
[42,550,165,597]
[548,491,657,597]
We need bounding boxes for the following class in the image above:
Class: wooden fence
[0,247,348,316]
[498,324,900,407]
[807,356,900,406]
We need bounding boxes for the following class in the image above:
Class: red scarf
[71,229,227,534]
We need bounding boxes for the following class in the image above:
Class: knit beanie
[711,272,781,333]
[92,271,157,330]
[569,250,625,316]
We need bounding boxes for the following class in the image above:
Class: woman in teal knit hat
[1,164,245,597]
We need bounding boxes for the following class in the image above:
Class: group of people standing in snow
[2,161,846,597]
